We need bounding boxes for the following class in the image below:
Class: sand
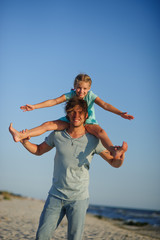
[0,197,160,240]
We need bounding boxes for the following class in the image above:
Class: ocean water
[87,205,160,227]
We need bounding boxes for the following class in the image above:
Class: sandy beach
[0,195,160,240]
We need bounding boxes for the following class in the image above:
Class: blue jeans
[36,194,89,240]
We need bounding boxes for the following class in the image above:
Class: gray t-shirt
[45,130,105,200]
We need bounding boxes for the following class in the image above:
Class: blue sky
[1,0,160,210]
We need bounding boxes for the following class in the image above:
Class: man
[19,96,127,240]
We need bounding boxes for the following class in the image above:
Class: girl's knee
[42,121,53,127]
[96,127,106,137]
[42,120,69,131]
[41,121,55,131]
[85,125,106,138]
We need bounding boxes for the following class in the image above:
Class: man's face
[67,105,88,127]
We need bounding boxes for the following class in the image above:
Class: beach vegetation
[124,220,148,227]
[0,191,23,200]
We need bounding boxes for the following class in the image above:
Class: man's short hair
[65,96,88,118]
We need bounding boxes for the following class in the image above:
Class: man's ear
[86,113,88,120]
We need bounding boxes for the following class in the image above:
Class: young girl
[9,74,134,157]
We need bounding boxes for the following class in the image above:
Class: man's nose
[74,112,79,118]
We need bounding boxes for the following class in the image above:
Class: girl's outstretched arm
[20,94,66,112]
[94,96,134,120]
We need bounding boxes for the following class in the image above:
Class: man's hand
[120,112,134,120]
[20,104,35,112]
[20,130,30,144]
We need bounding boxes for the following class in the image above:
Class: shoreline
[0,196,160,239]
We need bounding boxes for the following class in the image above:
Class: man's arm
[20,138,53,155]
[99,149,125,168]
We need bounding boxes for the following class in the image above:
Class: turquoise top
[45,130,105,200]
[59,90,98,124]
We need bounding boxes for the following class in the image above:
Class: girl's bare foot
[121,141,128,152]
[114,141,128,159]
[9,123,23,142]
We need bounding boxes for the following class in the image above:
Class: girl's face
[75,81,91,99]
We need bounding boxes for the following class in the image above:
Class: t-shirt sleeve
[94,140,105,155]
[45,131,56,148]
[64,90,76,100]
[89,91,98,102]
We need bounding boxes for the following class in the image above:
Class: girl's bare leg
[85,124,128,159]
[9,120,69,142]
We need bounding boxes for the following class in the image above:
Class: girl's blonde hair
[74,74,92,89]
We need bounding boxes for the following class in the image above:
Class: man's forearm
[100,150,124,168]
[20,140,40,155]
[109,157,124,168]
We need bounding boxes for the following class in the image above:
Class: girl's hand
[20,104,35,112]
[120,112,134,120]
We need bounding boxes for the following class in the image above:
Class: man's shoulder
[45,130,66,140]
[85,131,98,140]
[45,130,67,147]
[85,132,105,153]
[45,131,56,147]
[85,132,99,144]
[52,130,66,138]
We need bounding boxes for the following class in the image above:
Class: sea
[87,204,160,227]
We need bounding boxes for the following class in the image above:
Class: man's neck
[66,125,86,139]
